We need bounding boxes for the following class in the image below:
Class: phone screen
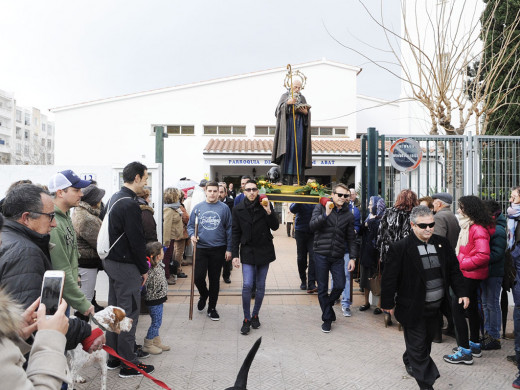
[41,276,62,315]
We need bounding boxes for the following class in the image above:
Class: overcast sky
[0,0,401,115]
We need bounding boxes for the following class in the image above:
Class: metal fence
[367,134,520,212]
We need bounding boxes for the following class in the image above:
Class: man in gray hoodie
[188,181,232,321]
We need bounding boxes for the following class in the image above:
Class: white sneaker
[342,307,352,317]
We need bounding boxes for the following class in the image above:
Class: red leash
[102,345,171,389]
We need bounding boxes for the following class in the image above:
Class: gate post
[361,135,367,219]
[367,127,378,200]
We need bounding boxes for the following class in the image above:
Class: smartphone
[40,270,65,316]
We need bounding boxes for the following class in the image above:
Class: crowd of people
[1,162,520,389]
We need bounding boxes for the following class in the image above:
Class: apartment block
[0,89,54,165]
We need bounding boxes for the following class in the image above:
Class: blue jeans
[341,253,351,309]
[242,263,269,320]
[315,253,345,322]
[481,276,502,339]
[514,306,520,372]
[146,304,163,339]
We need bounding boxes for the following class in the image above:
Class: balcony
[0,106,12,119]
[0,125,11,136]
[0,143,10,154]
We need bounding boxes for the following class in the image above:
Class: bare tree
[331,0,520,136]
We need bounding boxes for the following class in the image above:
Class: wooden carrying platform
[264,193,321,204]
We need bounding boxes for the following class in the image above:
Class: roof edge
[51,59,361,113]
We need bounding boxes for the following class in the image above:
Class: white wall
[356,95,400,135]
[53,61,362,186]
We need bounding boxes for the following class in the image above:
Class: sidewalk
[80,229,516,389]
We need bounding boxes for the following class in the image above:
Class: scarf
[243,196,259,218]
[507,203,520,249]
[455,214,473,255]
[364,196,386,223]
[164,202,182,215]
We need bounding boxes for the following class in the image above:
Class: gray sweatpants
[103,259,142,364]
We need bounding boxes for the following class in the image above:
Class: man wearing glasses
[381,205,468,390]
[0,183,96,350]
[309,183,358,333]
[48,170,94,318]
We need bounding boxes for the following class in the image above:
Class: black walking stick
[189,215,199,320]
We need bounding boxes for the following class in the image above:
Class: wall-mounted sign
[389,138,422,172]
[80,173,97,182]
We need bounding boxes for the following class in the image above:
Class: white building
[52,59,400,188]
[0,88,55,165]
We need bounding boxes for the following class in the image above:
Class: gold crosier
[284,64,307,186]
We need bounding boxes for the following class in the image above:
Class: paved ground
[76,229,517,390]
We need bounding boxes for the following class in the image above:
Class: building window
[24,145,29,155]
[165,125,194,135]
[16,110,21,122]
[24,130,30,140]
[255,126,276,136]
[203,125,246,135]
[0,138,5,145]
[310,127,348,136]
[42,124,46,132]
[47,125,53,136]
[16,127,21,139]
[24,114,30,126]
[47,139,52,148]
[41,139,45,147]
[16,143,21,154]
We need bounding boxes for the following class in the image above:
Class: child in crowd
[143,242,170,355]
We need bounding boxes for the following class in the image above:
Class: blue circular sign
[389,138,422,172]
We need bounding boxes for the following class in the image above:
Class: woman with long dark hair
[377,189,418,327]
[443,195,494,365]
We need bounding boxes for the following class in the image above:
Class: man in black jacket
[381,205,468,390]
[0,184,95,350]
[103,161,154,378]
[309,183,358,333]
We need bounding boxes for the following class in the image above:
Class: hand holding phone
[37,299,69,335]
[40,270,65,317]
[19,297,40,340]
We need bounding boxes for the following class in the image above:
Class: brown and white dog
[67,306,132,390]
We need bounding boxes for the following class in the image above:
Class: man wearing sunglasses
[381,205,468,390]
[309,183,358,333]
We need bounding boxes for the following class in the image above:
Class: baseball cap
[48,170,91,192]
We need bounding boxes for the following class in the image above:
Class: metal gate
[361,132,520,212]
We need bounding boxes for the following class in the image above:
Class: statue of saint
[271,78,312,185]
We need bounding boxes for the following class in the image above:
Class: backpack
[97,196,131,260]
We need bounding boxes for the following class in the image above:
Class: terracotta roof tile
[204,138,391,154]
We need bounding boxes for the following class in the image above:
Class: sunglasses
[334,192,350,198]
[28,210,56,222]
[244,188,259,193]
[415,222,435,229]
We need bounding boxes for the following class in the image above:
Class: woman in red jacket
[444,195,494,365]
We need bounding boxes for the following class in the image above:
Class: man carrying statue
[271,69,312,186]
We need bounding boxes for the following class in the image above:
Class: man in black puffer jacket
[310,183,358,333]
[0,184,94,350]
